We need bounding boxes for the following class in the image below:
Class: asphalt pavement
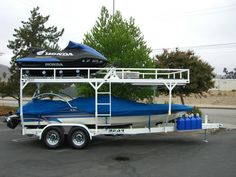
[0,122,236,177]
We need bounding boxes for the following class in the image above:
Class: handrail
[20,67,188,71]
[21,67,189,82]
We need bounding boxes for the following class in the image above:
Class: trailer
[17,67,221,149]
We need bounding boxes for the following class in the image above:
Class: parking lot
[0,122,236,177]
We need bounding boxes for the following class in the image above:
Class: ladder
[95,82,112,126]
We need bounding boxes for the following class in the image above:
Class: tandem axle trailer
[16,67,221,149]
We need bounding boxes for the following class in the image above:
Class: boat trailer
[15,67,221,149]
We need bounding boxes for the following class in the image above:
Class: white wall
[213,79,236,91]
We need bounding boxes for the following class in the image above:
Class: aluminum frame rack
[20,67,189,85]
[19,67,190,133]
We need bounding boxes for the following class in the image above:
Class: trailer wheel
[68,127,90,149]
[42,127,64,149]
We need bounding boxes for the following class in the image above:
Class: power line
[178,3,236,16]
[155,3,236,20]
[152,42,236,51]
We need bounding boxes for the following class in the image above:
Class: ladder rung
[97,123,112,126]
[97,114,111,117]
[98,92,111,94]
[97,103,111,106]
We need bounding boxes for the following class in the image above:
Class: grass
[0,106,17,116]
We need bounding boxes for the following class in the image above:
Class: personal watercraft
[16,41,107,77]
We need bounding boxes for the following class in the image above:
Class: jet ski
[16,41,108,77]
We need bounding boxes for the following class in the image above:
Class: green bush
[191,106,203,117]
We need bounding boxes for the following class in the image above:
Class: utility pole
[113,0,115,16]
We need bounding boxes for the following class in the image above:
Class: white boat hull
[23,113,181,127]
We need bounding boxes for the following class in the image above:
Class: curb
[190,105,236,110]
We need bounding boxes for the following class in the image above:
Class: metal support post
[20,68,25,135]
[168,87,172,115]
[205,114,208,124]
[203,114,209,142]
[203,129,208,143]
[164,83,177,115]
[148,115,151,132]
[95,82,98,132]
[109,82,112,119]
[163,82,176,132]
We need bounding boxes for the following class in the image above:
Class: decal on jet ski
[36,50,46,55]
[36,51,74,57]
[45,63,63,66]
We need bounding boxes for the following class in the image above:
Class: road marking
[12,137,38,142]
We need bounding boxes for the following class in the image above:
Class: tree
[78,6,155,100]
[156,49,215,104]
[223,67,228,75]
[222,67,236,79]
[2,72,7,79]
[0,72,7,82]
[0,7,64,106]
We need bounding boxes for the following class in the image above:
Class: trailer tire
[68,127,90,149]
[42,127,64,149]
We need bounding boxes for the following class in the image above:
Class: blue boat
[7,96,192,129]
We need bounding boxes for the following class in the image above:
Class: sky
[0,0,236,74]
